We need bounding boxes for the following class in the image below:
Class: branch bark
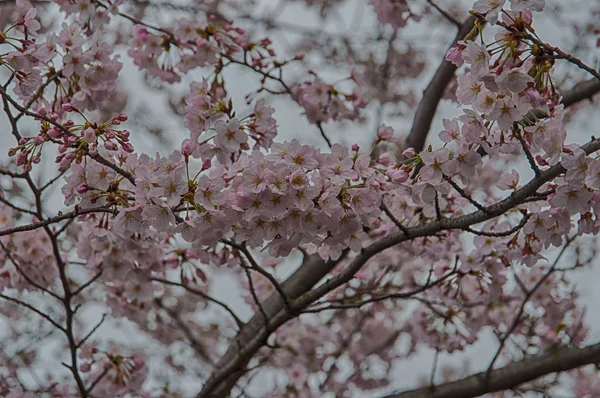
[382,341,600,398]
[404,16,475,153]
[561,78,600,108]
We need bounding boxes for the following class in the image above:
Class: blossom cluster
[370,0,415,30]
[0,13,122,112]
[2,0,600,397]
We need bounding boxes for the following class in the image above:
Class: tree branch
[404,16,475,153]
[382,340,600,398]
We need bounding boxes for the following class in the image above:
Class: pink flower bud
[37,107,47,115]
[117,113,128,121]
[77,184,90,194]
[82,128,96,144]
[352,143,360,151]
[122,143,134,153]
[201,157,212,170]
[377,125,394,141]
[16,151,28,166]
[120,130,130,140]
[182,139,197,157]
[48,127,62,138]
[535,155,548,166]
[402,148,416,158]
[387,167,408,183]
[377,153,394,166]
[62,103,78,113]
[445,45,465,67]
[79,363,91,373]
[104,141,117,150]
[58,158,72,172]
[132,356,145,368]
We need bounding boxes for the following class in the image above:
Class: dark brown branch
[316,122,332,148]
[462,212,530,237]
[426,0,462,28]
[0,294,65,332]
[0,206,114,237]
[151,277,245,330]
[72,271,103,296]
[404,16,475,153]
[561,78,600,107]
[76,314,107,348]
[443,175,489,213]
[382,340,600,398]
[381,201,409,234]
[154,298,213,364]
[196,252,347,398]
[301,270,456,313]
[223,239,293,315]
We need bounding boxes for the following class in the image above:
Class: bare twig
[151,277,244,329]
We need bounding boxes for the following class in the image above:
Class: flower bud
[62,103,78,113]
[402,148,416,158]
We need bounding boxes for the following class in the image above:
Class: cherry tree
[1,0,600,397]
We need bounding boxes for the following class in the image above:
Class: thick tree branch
[196,252,345,397]
[382,340,600,398]
[561,78,600,107]
[404,16,475,153]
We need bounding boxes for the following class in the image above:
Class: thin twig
[151,277,244,329]
[76,314,107,348]
[0,294,65,332]
[486,237,574,373]
[462,212,530,237]
[426,0,461,28]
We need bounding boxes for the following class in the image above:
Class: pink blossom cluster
[184,80,278,159]
[1,17,122,112]
[62,132,393,261]
[78,344,147,397]
[9,105,131,173]
[0,204,59,291]
[370,0,416,30]
[127,15,273,83]
[2,0,600,397]
[124,12,370,127]
[291,73,369,124]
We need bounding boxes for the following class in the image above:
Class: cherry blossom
[1,1,600,397]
